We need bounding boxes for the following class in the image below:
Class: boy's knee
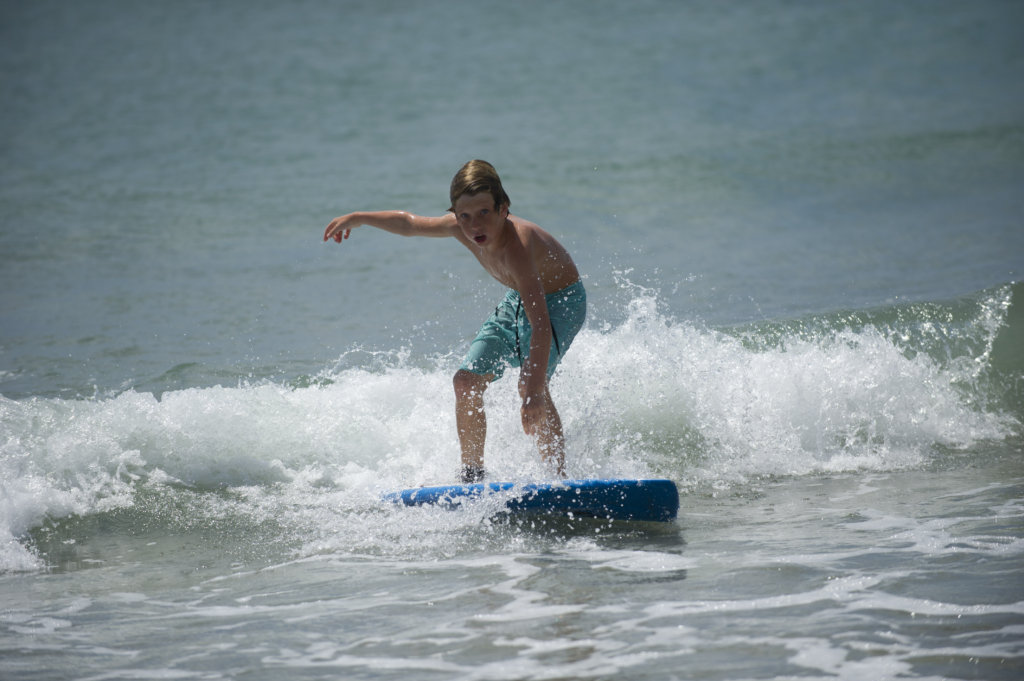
[453,369,489,397]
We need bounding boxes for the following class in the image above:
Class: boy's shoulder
[508,215,546,241]
[510,216,566,251]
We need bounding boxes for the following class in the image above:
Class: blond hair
[448,160,511,212]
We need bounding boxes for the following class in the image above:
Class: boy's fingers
[323,223,348,243]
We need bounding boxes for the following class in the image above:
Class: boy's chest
[473,251,517,290]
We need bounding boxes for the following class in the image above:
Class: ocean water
[2,0,1023,679]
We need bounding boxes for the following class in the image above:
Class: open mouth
[473,235,487,244]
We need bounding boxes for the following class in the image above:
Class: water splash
[1,283,1019,571]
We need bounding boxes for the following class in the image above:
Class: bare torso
[453,215,579,294]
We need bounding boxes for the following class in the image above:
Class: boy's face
[453,192,508,249]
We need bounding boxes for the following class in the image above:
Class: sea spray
[1,284,1019,572]
[559,283,1018,488]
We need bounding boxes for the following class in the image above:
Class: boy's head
[449,160,510,213]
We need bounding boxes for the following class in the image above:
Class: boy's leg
[453,369,491,481]
[538,405,566,477]
[522,383,566,478]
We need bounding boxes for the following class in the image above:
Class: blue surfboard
[382,478,679,522]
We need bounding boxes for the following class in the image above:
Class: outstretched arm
[323,211,457,243]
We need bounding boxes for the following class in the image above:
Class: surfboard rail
[382,478,679,522]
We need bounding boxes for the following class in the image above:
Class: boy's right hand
[323,215,354,243]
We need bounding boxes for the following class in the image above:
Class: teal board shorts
[460,280,587,381]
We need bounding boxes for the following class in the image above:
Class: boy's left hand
[520,389,551,436]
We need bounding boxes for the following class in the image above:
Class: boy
[323,160,586,482]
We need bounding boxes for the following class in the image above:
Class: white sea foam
[0,289,1016,572]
